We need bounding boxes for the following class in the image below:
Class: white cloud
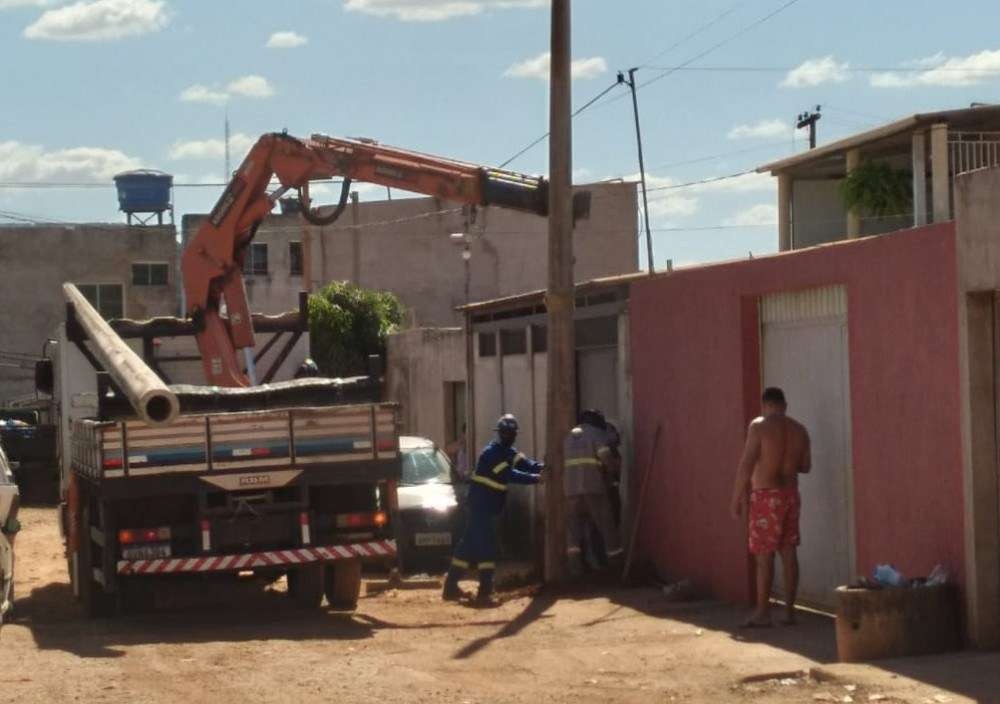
[503,52,608,80]
[620,171,775,221]
[690,171,774,194]
[727,119,791,140]
[871,49,1000,88]
[266,30,307,48]
[781,56,850,88]
[24,0,169,41]
[226,75,275,98]
[179,75,275,104]
[0,140,141,182]
[168,133,257,161]
[344,0,546,22]
[179,84,229,105]
[723,203,778,227]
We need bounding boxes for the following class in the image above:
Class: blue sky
[1,0,999,269]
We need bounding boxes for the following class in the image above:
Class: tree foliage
[840,160,913,218]
[308,281,405,377]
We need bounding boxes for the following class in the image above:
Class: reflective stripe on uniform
[451,557,469,569]
[565,457,601,467]
[478,562,496,570]
[472,474,508,492]
[491,461,509,475]
[512,453,525,466]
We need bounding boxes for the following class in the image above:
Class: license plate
[122,543,172,561]
[414,532,451,547]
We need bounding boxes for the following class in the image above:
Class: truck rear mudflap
[118,539,396,576]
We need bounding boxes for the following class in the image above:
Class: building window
[478,332,496,357]
[289,241,303,276]
[243,243,269,276]
[500,328,527,356]
[76,283,124,320]
[575,316,618,348]
[132,262,169,286]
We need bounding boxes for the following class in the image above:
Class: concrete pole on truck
[544,0,574,584]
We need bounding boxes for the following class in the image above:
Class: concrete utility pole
[544,0,574,584]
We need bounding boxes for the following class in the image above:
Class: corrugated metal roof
[456,271,649,315]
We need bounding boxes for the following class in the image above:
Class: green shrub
[308,281,405,377]
[840,160,912,217]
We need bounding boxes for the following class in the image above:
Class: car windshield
[401,446,452,486]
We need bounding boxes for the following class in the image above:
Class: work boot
[473,590,501,608]
[473,568,498,607]
[442,567,468,602]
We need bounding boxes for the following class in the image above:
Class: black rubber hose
[299,177,352,227]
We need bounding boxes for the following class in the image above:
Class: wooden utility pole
[797,106,822,150]
[544,0,574,584]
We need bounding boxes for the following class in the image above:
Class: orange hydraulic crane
[182,132,562,387]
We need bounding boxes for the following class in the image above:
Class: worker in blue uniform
[442,414,543,606]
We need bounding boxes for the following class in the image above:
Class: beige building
[759,104,1000,250]
[182,181,640,325]
[0,224,179,404]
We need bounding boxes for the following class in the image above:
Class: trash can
[835,584,960,662]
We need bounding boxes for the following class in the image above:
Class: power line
[593,0,808,116]
[643,64,1000,75]
[496,80,623,169]
[495,0,773,169]
[637,1,746,68]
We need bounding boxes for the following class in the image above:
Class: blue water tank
[113,169,173,214]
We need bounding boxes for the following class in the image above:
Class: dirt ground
[3,506,999,704]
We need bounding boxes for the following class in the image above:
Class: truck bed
[71,403,399,495]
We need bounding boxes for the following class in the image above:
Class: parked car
[395,436,462,573]
[0,442,20,625]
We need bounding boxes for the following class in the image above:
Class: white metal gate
[761,285,854,610]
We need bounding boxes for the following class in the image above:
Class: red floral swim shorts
[748,487,801,555]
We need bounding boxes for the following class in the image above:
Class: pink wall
[630,224,964,604]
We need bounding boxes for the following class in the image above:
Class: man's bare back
[748,414,810,489]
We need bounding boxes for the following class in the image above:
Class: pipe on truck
[63,283,180,427]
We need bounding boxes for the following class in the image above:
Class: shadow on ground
[489,576,1000,703]
[14,578,515,660]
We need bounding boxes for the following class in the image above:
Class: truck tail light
[334,512,387,528]
[118,526,171,544]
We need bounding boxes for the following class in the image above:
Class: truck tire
[287,564,324,609]
[325,559,361,610]
[77,504,115,618]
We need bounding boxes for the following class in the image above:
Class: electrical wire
[496,80,624,169]
[496,0,808,172]
[637,1,746,68]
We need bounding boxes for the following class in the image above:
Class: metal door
[761,286,854,610]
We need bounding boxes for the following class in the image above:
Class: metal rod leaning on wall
[63,283,180,427]
[622,422,662,583]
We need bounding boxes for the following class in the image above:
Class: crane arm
[181,132,557,387]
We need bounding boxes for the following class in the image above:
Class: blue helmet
[496,414,519,435]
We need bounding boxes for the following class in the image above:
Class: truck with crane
[49,132,563,615]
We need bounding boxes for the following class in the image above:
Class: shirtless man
[730,387,811,627]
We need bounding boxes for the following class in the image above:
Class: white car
[0,443,19,624]
[395,436,462,572]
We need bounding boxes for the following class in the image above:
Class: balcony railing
[949,131,1000,176]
